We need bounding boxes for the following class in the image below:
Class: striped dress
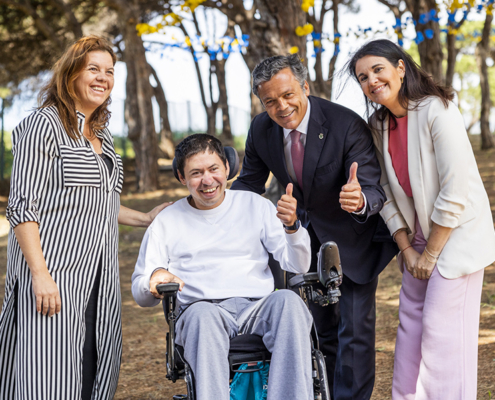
[0,106,124,399]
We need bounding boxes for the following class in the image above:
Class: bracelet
[392,228,407,243]
[424,247,439,260]
[400,245,413,254]
[423,251,437,264]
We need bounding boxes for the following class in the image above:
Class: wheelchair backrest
[268,254,286,290]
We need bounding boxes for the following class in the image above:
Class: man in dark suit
[231,54,397,399]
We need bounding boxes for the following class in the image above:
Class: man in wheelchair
[132,134,315,400]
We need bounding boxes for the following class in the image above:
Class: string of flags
[293,0,495,58]
[138,0,495,61]
[141,34,250,62]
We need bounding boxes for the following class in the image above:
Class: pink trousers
[392,218,484,400]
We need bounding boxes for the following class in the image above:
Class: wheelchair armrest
[288,272,320,288]
[157,283,180,297]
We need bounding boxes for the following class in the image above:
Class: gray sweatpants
[175,289,314,400]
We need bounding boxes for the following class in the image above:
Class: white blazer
[370,96,495,279]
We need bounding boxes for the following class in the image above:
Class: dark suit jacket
[231,96,397,284]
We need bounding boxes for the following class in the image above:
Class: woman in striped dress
[0,36,169,399]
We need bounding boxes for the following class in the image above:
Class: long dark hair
[38,35,117,140]
[346,39,454,127]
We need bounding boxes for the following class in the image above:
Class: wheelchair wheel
[184,363,196,400]
[313,349,330,400]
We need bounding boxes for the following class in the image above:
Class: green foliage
[0,130,13,179]
[233,134,247,151]
[457,20,485,50]
[0,1,105,87]
[404,42,421,66]
[113,136,135,160]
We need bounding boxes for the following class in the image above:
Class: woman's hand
[146,202,173,225]
[13,222,61,316]
[413,252,436,280]
[402,247,421,276]
[118,203,173,228]
[31,269,61,316]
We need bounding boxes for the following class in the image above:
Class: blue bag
[230,362,269,400]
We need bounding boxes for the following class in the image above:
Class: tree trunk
[244,0,307,118]
[213,58,233,146]
[476,11,494,150]
[179,21,219,136]
[307,0,327,99]
[206,104,217,136]
[149,65,175,159]
[445,32,458,89]
[405,0,443,82]
[377,0,405,47]
[121,13,159,191]
[444,5,471,88]
[205,62,218,136]
[214,0,307,119]
[326,0,340,100]
[251,92,264,120]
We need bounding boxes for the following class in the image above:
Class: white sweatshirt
[132,189,311,306]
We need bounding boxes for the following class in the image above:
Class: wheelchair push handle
[317,241,342,289]
[157,283,180,297]
[314,241,343,305]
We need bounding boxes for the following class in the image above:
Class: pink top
[388,116,413,197]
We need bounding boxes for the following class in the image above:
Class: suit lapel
[407,104,430,238]
[302,97,328,207]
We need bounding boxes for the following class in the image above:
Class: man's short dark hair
[175,134,227,177]
[252,54,308,100]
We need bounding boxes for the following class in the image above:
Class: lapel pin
[319,133,324,139]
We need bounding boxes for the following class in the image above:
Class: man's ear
[178,171,187,186]
[303,80,310,96]
[225,161,230,179]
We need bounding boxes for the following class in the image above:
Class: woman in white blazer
[347,39,495,400]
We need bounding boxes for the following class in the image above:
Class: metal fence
[109,98,251,138]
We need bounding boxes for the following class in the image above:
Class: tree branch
[45,0,83,37]
[0,0,64,49]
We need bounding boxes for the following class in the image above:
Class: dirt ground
[0,139,494,399]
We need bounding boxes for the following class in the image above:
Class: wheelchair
[158,146,344,400]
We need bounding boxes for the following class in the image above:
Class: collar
[76,110,86,120]
[184,189,232,216]
[76,110,85,136]
[77,109,106,140]
[283,99,311,138]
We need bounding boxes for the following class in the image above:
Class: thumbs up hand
[339,162,365,213]
[277,183,298,229]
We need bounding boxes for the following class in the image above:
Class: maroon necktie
[290,129,304,190]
